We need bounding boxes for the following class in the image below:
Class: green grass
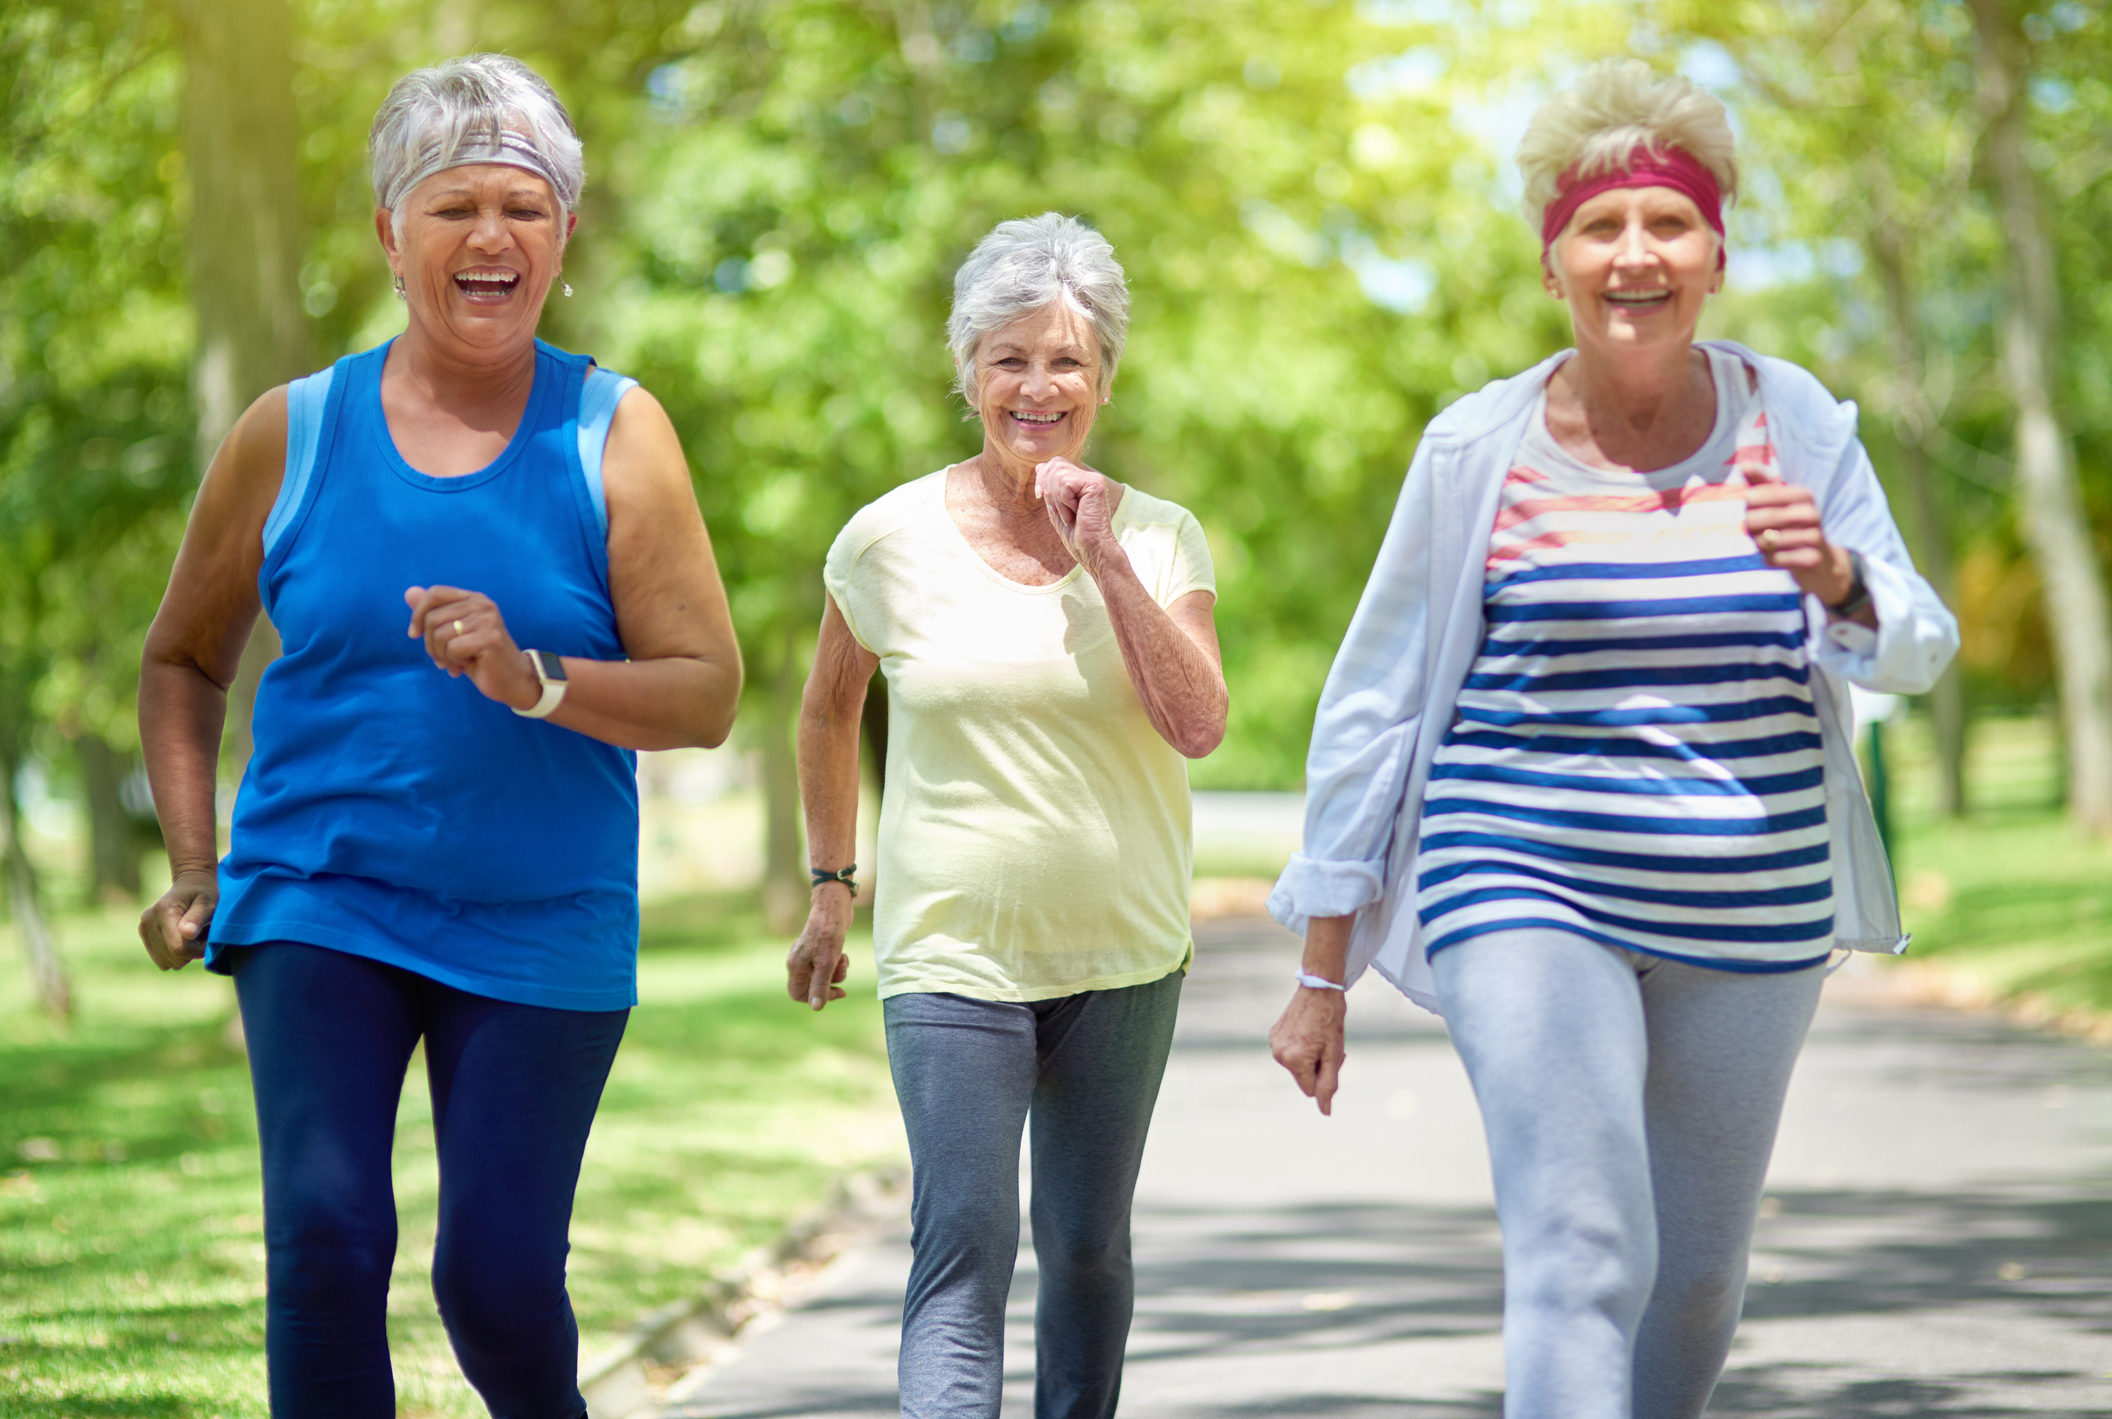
[1878,711,2112,1022]
[0,895,901,1417]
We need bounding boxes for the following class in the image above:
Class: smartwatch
[513,649,568,719]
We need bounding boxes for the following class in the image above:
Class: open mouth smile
[1603,289,1673,311]
[452,269,522,302]
[1010,410,1067,428]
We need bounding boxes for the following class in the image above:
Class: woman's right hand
[140,868,217,972]
[786,888,852,1011]
[1270,984,1348,1115]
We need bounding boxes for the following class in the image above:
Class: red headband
[1539,145,1727,270]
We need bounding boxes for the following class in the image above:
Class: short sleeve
[1150,506,1216,609]
[821,520,877,653]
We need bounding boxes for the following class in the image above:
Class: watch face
[535,649,569,682]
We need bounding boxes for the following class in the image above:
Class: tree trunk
[1866,207,1969,817]
[758,643,805,935]
[78,733,142,901]
[1969,0,2112,833]
[178,0,306,780]
[1,757,70,1020]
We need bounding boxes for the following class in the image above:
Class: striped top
[1416,349,1833,972]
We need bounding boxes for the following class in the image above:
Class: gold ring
[453,619,465,636]
[1757,529,1779,552]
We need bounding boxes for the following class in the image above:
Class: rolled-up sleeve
[1811,436,1959,695]
[1268,442,1437,936]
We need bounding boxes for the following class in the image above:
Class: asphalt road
[657,916,2112,1418]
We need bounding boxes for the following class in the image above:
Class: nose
[467,206,510,253]
[1611,215,1654,268]
[1021,360,1056,400]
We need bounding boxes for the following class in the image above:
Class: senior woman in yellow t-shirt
[789,212,1225,1419]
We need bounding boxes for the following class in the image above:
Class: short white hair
[948,214,1130,403]
[1515,60,1738,233]
[370,54,583,240]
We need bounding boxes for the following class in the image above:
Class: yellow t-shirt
[824,469,1216,1001]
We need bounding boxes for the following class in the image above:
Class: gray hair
[948,214,1130,403]
[1515,60,1738,234]
[369,54,584,241]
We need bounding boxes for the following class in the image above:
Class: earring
[562,282,573,298]
[392,273,405,299]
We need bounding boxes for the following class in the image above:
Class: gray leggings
[1430,929,1824,1419]
[883,971,1183,1419]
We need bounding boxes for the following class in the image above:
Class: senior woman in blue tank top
[1268,63,1957,1418]
[135,55,740,1418]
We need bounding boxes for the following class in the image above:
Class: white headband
[384,129,569,212]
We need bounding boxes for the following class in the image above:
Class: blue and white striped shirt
[1416,350,1834,971]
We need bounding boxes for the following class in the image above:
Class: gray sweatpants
[883,970,1183,1419]
[1430,929,1824,1419]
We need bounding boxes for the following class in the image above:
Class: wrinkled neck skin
[1555,337,1713,446]
[385,315,541,420]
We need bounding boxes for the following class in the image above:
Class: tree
[1967,0,2112,832]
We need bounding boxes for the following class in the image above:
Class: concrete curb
[581,1166,909,1419]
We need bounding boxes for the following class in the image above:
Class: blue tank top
[209,339,642,1010]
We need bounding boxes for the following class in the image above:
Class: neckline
[1530,348,1743,485]
[932,465,1128,595]
[369,338,548,493]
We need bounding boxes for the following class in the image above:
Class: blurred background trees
[4,0,2110,964]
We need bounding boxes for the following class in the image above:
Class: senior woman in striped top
[1268,62,1955,1418]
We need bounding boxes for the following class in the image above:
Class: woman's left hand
[404,585,540,710]
[1035,457,1126,578]
[1744,480,1857,607]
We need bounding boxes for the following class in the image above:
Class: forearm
[1301,914,1353,983]
[1090,549,1227,758]
[796,673,865,878]
[139,658,231,877]
[539,653,741,751]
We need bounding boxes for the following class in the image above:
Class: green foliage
[0,2,193,767]
[9,0,2112,804]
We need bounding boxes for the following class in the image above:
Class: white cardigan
[1267,341,1961,1011]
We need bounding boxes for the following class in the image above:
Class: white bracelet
[1293,970,1347,992]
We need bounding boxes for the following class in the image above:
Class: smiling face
[971,300,1106,474]
[1543,184,1722,362]
[376,160,574,364]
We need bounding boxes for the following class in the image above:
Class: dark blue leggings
[230,942,628,1419]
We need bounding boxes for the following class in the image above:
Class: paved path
[660,917,2112,1418]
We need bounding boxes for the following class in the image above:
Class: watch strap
[513,649,568,719]
[1825,550,1872,621]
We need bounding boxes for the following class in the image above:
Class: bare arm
[137,390,287,969]
[1038,459,1228,758]
[786,595,879,1011]
[1269,914,1353,1114]
[406,388,743,749]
